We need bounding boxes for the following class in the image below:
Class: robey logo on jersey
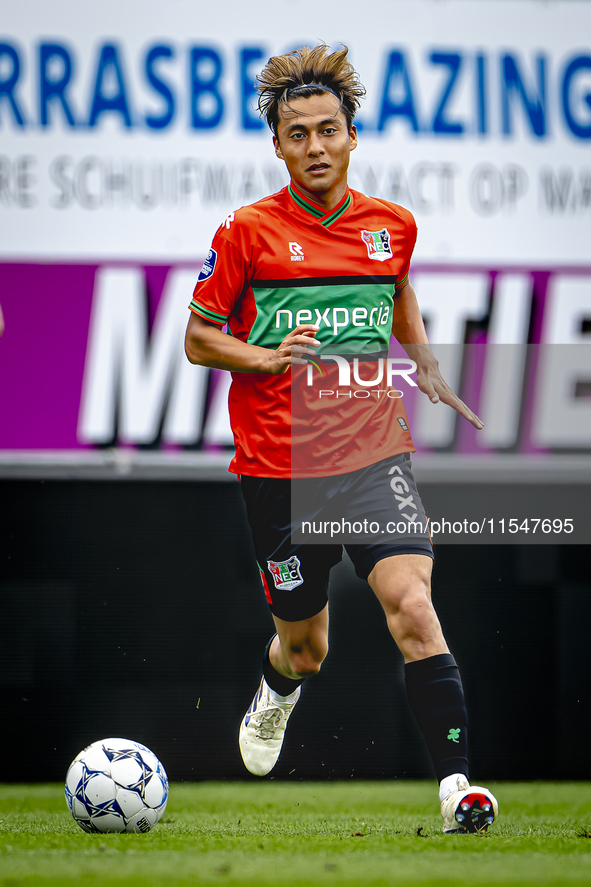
[289,242,305,262]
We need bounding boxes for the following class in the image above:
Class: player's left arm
[392,279,484,431]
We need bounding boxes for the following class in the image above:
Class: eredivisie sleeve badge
[197,248,218,281]
[361,228,393,262]
[267,556,304,591]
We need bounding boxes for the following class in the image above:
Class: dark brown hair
[256,44,366,135]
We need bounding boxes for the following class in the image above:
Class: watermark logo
[305,355,417,393]
[305,355,327,377]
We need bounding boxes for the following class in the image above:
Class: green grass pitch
[1,781,590,886]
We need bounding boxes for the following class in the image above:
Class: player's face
[273,94,358,206]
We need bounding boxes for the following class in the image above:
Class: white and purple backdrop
[0,0,590,472]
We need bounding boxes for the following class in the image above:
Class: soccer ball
[65,737,168,833]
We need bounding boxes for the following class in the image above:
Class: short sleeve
[189,211,255,325]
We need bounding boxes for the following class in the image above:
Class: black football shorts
[240,453,433,622]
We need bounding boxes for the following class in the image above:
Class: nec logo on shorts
[361,228,393,262]
[267,556,304,591]
[289,242,305,262]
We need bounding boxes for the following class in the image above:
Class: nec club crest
[267,556,303,591]
[361,228,393,262]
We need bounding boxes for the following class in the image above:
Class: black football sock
[262,635,305,697]
[404,653,469,783]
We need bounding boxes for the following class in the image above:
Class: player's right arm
[185,314,320,375]
[185,208,320,374]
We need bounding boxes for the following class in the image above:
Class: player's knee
[382,576,428,616]
[388,584,437,637]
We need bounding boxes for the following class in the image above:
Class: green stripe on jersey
[288,183,351,227]
[190,300,228,325]
[322,193,351,228]
[247,282,395,352]
[288,183,324,218]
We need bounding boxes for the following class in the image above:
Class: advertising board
[0,0,589,472]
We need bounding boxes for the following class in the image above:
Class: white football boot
[440,775,498,833]
[239,677,300,776]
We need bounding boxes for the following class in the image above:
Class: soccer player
[185,44,498,834]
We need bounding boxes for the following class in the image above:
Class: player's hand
[266,324,321,374]
[415,349,484,431]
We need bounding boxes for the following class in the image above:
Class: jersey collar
[288,181,351,228]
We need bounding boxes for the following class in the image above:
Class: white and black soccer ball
[65,737,168,833]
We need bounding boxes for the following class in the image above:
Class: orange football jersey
[190,182,417,478]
